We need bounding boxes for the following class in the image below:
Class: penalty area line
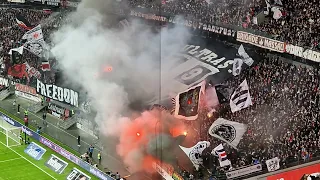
[0,142,57,180]
[0,157,22,163]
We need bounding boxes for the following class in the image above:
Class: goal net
[0,118,21,147]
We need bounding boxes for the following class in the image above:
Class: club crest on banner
[210,124,237,143]
[209,118,247,148]
[179,141,210,170]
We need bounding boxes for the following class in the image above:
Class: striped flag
[230,79,252,113]
[16,14,32,30]
[212,144,231,167]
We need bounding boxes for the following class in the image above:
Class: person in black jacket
[77,136,81,147]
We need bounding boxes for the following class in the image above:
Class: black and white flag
[212,144,231,167]
[23,41,47,57]
[264,0,283,19]
[179,141,210,170]
[238,45,254,66]
[232,58,243,76]
[173,81,205,120]
[22,25,44,42]
[230,79,252,113]
[8,46,24,55]
[266,157,280,172]
[208,118,247,148]
[22,25,49,58]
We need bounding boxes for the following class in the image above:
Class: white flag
[22,25,44,42]
[266,157,280,172]
[232,58,243,76]
[212,144,231,167]
[238,45,254,66]
[23,40,48,58]
[230,79,252,113]
[22,25,49,58]
[208,118,247,148]
[8,46,24,55]
[179,141,210,170]
[272,7,282,20]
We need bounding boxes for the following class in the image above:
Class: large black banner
[148,37,258,106]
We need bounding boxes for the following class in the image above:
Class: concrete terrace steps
[28,102,45,113]
[0,89,12,101]
[58,115,78,130]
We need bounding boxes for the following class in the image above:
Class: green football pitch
[0,133,99,180]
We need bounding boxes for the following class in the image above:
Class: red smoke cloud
[116,109,186,173]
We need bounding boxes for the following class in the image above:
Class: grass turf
[0,131,99,180]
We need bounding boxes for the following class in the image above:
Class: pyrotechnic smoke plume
[50,0,190,173]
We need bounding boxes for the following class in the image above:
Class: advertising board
[226,164,262,179]
[24,142,46,160]
[267,163,320,180]
[0,111,113,180]
[66,168,91,180]
[45,154,69,174]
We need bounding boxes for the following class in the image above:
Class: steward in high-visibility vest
[97,152,101,165]
[24,110,28,117]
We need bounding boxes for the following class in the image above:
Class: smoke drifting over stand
[50,0,191,173]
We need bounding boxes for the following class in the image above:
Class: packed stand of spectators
[250,0,320,50]
[129,0,256,26]
[128,0,320,50]
[0,8,61,84]
[196,55,320,177]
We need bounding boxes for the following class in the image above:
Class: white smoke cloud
[50,0,190,137]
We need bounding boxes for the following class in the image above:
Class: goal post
[0,125,21,147]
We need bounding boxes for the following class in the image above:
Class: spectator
[36,126,41,134]
[23,116,28,127]
[88,145,94,158]
[24,109,28,117]
[42,111,47,126]
[98,151,102,165]
[115,172,121,180]
[77,135,81,147]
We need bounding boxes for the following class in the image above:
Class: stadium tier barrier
[0,110,115,180]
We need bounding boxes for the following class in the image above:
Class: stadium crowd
[196,55,320,178]
[130,0,320,50]
[1,0,320,179]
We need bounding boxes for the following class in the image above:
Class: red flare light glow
[103,66,113,72]
[116,109,186,173]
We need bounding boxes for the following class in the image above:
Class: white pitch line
[0,157,22,163]
[7,99,149,178]
[0,142,57,180]
[8,99,123,163]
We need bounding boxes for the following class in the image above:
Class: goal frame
[0,124,21,147]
